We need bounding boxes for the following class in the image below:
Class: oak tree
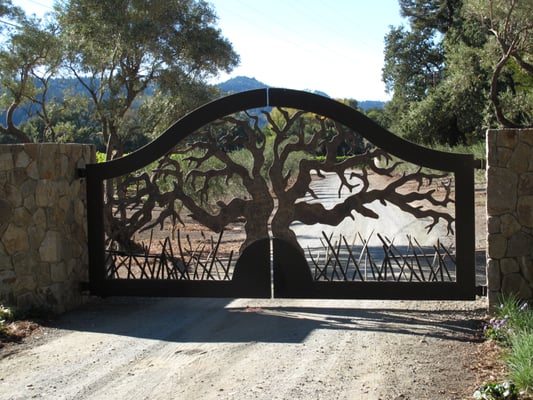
[56,0,239,160]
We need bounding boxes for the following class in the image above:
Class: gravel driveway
[0,296,487,400]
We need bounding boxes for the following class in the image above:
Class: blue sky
[12,0,405,100]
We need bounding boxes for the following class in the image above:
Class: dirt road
[0,296,487,400]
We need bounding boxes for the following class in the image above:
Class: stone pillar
[486,129,533,305]
[0,143,95,313]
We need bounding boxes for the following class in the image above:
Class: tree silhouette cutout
[106,108,455,254]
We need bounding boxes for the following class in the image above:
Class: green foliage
[1,0,238,155]
[54,0,238,157]
[483,295,533,396]
[0,14,63,142]
[457,0,533,128]
[431,140,485,159]
[0,304,13,331]
[508,333,533,393]
[383,25,444,102]
[432,141,486,183]
[382,0,533,146]
[364,107,391,129]
[473,381,519,400]
[398,0,462,34]
[485,295,531,345]
[0,0,19,20]
[313,155,351,163]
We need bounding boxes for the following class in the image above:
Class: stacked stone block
[0,144,94,312]
[487,129,533,304]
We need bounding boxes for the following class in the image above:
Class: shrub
[473,381,519,400]
[482,295,533,397]
[0,305,13,331]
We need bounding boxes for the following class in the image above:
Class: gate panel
[85,90,273,298]
[271,147,475,300]
[85,88,476,299]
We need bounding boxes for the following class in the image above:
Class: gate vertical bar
[455,156,476,298]
[86,166,106,296]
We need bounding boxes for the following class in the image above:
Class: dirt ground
[1,297,496,400]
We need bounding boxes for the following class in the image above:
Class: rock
[486,259,501,291]
[487,234,506,259]
[500,214,521,238]
[517,196,533,227]
[39,231,61,263]
[497,129,518,149]
[518,173,533,195]
[0,199,12,223]
[487,167,517,214]
[500,258,519,274]
[509,143,530,173]
[507,231,533,257]
[0,153,13,172]
[502,273,532,299]
[15,151,31,168]
[1,224,29,255]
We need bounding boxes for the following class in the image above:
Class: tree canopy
[382,0,532,146]
[0,0,239,156]
[3,0,532,149]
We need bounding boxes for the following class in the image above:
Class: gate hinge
[474,159,486,170]
[476,285,488,297]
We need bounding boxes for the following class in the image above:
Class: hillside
[217,76,269,93]
[216,76,385,110]
[1,76,385,130]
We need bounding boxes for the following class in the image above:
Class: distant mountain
[358,100,386,111]
[216,76,385,110]
[2,76,385,131]
[217,76,269,93]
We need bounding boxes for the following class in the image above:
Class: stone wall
[0,144,95,313]
[487,129,533,305]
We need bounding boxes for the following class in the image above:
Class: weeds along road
[0,296,486,400]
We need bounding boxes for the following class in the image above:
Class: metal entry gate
[85,88,478,300]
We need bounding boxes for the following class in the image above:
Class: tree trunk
[1,103,32,143]
[490,50,522,128]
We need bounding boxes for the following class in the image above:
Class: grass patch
[508,334,533,393]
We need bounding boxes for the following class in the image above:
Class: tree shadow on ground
[46,297,486,344]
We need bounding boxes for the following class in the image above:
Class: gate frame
[85,88,477,299]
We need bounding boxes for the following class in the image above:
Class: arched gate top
[87,88,474,180]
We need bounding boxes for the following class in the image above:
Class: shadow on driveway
[47,297,486,345]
